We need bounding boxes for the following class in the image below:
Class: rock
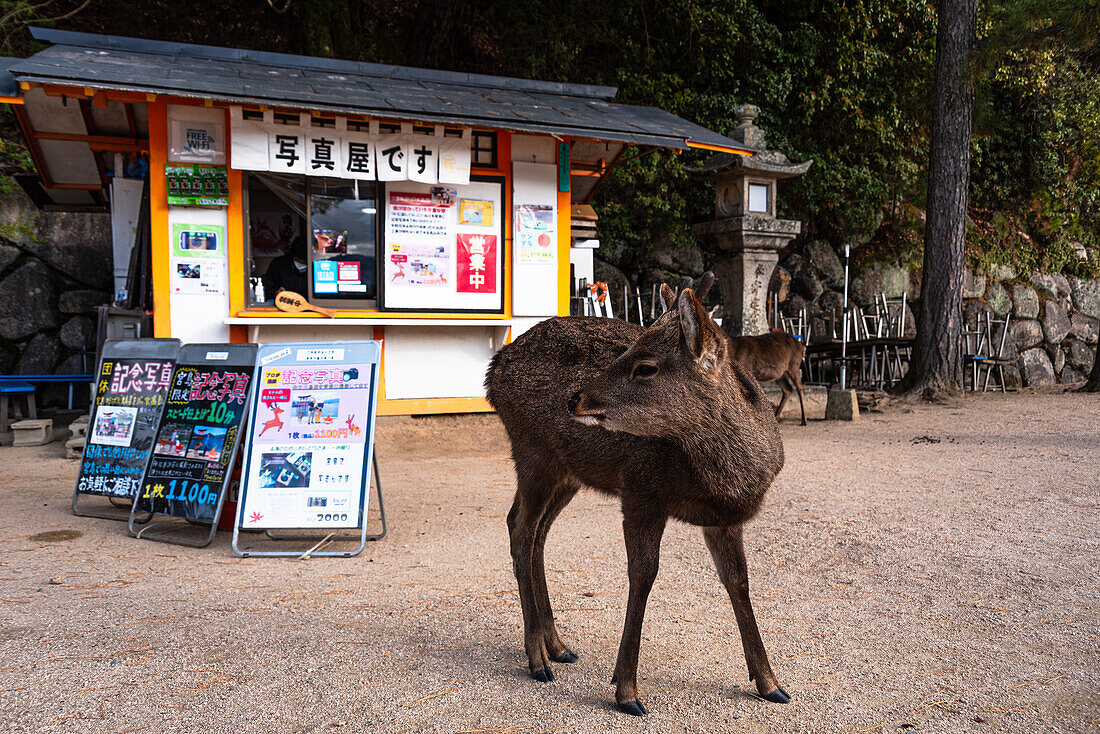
[770,265,791,304]
[16,334,62,374]
[901,302,917,336]
[963,300,991,330]
[59,289,109,315]
[782,293,811,319]
[791,256,824,302]
[818,290,847,315]
[1046,344,1065,375]
[54,353,89,375]
[1070,277,1100,319]
[763,383,828,421]
[59,316,95,350]
[1039,300,1071,345]
[0,260,58,340]
[807,240,844,290]
[1018,348,1055,386]
[593,258,630,313]
[1030,272,1071,301]
[850,262,912,305]
[985,282,1011,317]
[0,188,112,289]
[0,244,19,274]
[11,419,52,447]
[0,344,16,373]
[1060,366,1085,384]
[1070,313,1098,345]
[650,238,704,275]
[989,263,1016,282]
[1066,340,1095,372]
[1011,284,1039,319]
[1009,319,1044,350]
[826,389,860,421]
[963,269,986,299]
[65,436,85,459]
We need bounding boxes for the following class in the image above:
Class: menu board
[381,179,503,312]
[237,342,380,531]
[74,339,181,500]
[133,344,257,524]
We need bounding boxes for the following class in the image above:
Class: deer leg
[789,370,807,426]
[703,525,789,703]
[507,475,561,683]
[773,377,791,422]
[612,512,667,716]
[532,482,581,663]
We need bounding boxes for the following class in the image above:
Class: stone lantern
[690,105,811,335]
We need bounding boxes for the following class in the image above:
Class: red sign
[456,234,497,294]
[261,388,290,403]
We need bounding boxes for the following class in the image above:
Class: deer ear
[659,283,677,313]
[678,288,722,372]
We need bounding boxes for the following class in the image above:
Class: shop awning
[10,27,751,156]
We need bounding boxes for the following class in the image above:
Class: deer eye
[631,362,659,380]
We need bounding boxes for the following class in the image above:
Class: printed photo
[90,406,138,447]
[153,422,192,457]
[258,452,312,489]
[290,394,340,425]
[179,230,218,252]
[313,228,348,254]
[177,263,201,279]
[185,425,228,461]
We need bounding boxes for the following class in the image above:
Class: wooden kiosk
[2,27,752,416]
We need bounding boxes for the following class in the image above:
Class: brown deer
[726,332,807,425]
[485,273,790,716]
[258,401,285,436]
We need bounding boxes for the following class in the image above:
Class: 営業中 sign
[234,341,380,556]
[73,339,181,518]
[129,344,257,542]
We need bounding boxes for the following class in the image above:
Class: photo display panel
[381,178,504,312]
[239,341,381,531]
[76,339,181,499]
[135,344,257,523]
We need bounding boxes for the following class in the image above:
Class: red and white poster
[456,233,497,294]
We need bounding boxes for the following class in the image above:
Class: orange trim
[233,308,510,320]
[497,131,512,318]
[12,103,52,187]
[0,96,23,105]
[225,105,248,338]
[557,139,572,316]
[377,396,492,416]
[685,140,754,155]
[31,131,149,150]
[147,99,171,338]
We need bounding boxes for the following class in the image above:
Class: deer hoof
[761,687,791,704]
[532,667,555,683]
[618,700,647,716]
[553,649,578,664]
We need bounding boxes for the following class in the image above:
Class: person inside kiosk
[261,234,308,299]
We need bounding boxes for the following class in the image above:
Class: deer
[258,401,285,437]
[485,272,791,717]
[726,332,807,426]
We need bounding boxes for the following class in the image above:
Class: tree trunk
[1085,347,1100,392]
[904,0,978,398]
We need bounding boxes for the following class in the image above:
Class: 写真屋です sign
[235,341,380,545]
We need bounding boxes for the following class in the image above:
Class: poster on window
[381,180,504,311]
[171,223,227,296]
[237,342,380,533]
[515,204,556,265]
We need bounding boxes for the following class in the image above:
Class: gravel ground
[0,390,1097,734]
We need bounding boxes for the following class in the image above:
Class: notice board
[132,343,257,525]
[380,178,504,312]
[236,341,380,534]
[74,339,181,503]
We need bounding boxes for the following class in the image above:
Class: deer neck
[676,396,780,500]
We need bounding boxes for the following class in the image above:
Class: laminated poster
[515,204,556,265]
[459,199,493,226]
[171,223,227,296]
[385,191,452,289]
[78,357,175,498]
[241,350,374,529]
[135,347,256,523]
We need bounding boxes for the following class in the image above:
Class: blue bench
[0,381,36,433]
[0,374,95,414]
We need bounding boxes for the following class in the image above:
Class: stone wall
[0,187,113,394]
[770,240,1098,387]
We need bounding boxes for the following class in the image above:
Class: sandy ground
[0,390,1097,734]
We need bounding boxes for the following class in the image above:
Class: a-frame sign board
[233,341,383,558]
[128,343,258,547]
[73,339,182,521]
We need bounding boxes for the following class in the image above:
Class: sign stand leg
[72,490,153,523]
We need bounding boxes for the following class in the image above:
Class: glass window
[747,182,769,213]
[308,178,377,304]
[472,131,497,168]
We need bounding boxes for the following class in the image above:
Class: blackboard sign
[73,339,181,516]
[233,341,381,557]
[131,344,257,528]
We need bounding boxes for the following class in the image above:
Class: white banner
[229,109,470,183]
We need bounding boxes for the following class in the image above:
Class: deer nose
[567,391,581,413]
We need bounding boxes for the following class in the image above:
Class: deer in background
[486,273,791,716]
[726,332,807,426]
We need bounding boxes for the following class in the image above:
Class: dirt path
[0,391,1097,733]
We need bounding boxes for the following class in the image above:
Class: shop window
[472,131,497,168]
[246,173,377,308]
